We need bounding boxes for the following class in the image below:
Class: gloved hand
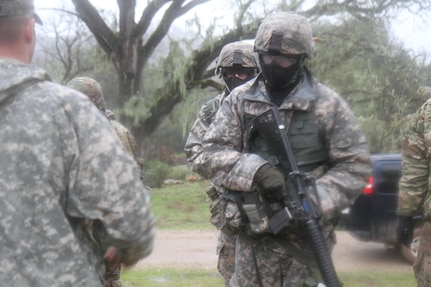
[253,164,285,201]
[315,186,339,224]
[396,216,414,246]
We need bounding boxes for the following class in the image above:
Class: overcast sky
[34,0,429,54]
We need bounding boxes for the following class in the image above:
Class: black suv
[339,153,421,264]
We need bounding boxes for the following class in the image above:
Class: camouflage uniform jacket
[398,98,431,218]
[185,92,226,164]
[196,70,371,212]
[0,58,155,287]
[105,110,138,160]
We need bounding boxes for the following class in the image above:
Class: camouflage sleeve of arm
[126,130,138,160]
[315,86,371,211]
[397,103,429,216]
[111,120,138,160]
[62,96,155,263]
[185,95,223,174]
[196,93,267,191]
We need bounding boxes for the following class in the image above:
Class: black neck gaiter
[223,76,251,93]
[260,59,304,105]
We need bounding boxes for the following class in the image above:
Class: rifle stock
[252,107,341,287]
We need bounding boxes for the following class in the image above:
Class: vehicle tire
[401,226,422,264]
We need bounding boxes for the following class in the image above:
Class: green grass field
[128,180,416,286]
[121,268,415,287]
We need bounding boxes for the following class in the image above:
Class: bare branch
[135,0,170,38]
[72,0,120,57]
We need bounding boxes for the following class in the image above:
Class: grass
[132,180,417,286]
[149,180,213,230]
[121,268,415,287]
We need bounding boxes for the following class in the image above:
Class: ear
[23,18,35,45]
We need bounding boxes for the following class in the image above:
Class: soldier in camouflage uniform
[192,12,371,286]
[185,41,258,285]
[398,87,431,287]
[67,76,138,160]
[66,76,141,287]
[0,1,155,286]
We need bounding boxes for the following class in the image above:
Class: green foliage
[310,17,431,153]
[169,165,190,180]
[150,181,212,230]
[144,160,173,188]
[121,269,414,287]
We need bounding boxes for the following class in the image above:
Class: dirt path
[136,230,412,273]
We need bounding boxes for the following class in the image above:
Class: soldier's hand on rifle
[316,186,339,224]
[253,164,285,201]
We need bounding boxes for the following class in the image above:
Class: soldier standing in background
[67,76,141,287]
[397,87,431,287]
[66,76,138,160]
[185,41,259,285]
[192,12,370,286]
[0,0,155,286]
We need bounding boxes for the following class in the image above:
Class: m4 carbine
[253,107,341,287]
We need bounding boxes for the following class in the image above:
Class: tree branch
[72,0,120,57]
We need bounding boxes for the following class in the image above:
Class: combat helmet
[66,76,106,111]
[215,41,258,78]
[254,12,315,59]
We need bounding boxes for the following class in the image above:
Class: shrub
[144,160,173,188]
[169,165,190,180]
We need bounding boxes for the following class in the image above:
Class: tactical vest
[246,109,328,173]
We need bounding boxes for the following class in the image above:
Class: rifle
[252,106,341,287]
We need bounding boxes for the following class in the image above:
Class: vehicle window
[375,163,401,193]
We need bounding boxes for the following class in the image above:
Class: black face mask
[260,60,302,92]
[223,76,251,93]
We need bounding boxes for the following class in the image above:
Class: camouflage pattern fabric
[185,42,259,286]
[185,93,225,163]
[193,67,370,285]
[398,95,431,285]
[105,110,138,160]
[0,58,155,287]
[254,12,315,58]
[66,78,139,286]
[414,221,431,286]
[216,41,258,72]
[398,95,431,219]
[0,0,42,24]
[67,76,107,111]
[217,232,237,286]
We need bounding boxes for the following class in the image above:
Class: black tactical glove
[396,216,414,246]
[253,164,285,201]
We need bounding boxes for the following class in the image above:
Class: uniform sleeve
[58,95,155,263]
[315,87,371,212]
[197,93,267,192]
[184,104,211,170]
[398,103,430,217]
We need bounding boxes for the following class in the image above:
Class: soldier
[397,86,431,287]
[66,76,141,287]
[0,0,155,286]
[66,76,138,160]
[185,41,258,285]
[193,12,371,286]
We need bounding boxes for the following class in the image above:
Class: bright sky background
[34,0,430,54]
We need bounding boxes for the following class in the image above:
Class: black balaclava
[222,67,255,94]
[259,55,304,106]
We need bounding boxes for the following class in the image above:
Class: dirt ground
[136,230,413,273]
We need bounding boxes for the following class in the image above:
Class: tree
[68,0,431,155]
[34,11,98,84]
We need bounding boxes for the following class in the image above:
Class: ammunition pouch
[207,185,243,236]
[225,189,293,235]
